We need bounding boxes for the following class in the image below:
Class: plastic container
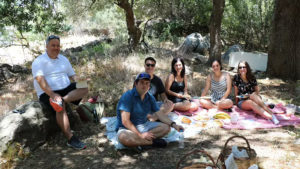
[231,112,239,124]
[286,104,296,116]
[178,130,184,148]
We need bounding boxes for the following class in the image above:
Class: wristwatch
[170,121,176,128]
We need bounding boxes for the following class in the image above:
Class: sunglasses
[146,64,155,67]
[238,66,247,69]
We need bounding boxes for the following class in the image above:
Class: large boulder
[0,101,56,156]
[0,101,80,156]
[221,44,243,64]
[177,33,210,57]
[0,64,30,87]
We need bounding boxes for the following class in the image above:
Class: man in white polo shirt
[32,35,88,150]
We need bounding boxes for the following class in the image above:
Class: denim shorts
[116,121,161,149]
[237,99,247,109]
[117,121,160,135]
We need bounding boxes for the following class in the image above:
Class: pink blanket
[174,100,300,129]
[223,106,300,129]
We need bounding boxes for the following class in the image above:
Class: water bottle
[178,129,184,148]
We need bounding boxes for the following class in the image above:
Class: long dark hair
[212,59,223,70]
[171,57,185,78]
[238,61,255,81]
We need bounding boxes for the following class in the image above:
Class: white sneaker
[272,114,280,125]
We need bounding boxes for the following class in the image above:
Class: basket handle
[176,149,217,169]
[216,135,252,169]
[223,135,252,152]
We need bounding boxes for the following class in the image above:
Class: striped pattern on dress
[210,73,227,103]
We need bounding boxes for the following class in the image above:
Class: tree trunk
[208,0,225,65]
[268,0,300,80]
[116,0,141,49]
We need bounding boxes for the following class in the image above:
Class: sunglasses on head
[238,66,246,69]
[47,35,60,41]
[146,64,155,67]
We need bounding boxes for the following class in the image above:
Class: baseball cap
[135,72,151,81]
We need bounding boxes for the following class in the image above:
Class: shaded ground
[1,36,300,169]
[10,124,300,169]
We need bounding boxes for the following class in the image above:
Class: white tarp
[229,52,268,71]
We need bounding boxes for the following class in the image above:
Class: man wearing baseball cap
[116,72,183,149]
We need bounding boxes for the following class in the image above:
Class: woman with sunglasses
[165,57,198,112]
[233,61,279,124]
[200,60,233,111]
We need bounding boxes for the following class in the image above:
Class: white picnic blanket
[101,112,220,149]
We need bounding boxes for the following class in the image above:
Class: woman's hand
[183,94,191,100]
[177,93,184,98]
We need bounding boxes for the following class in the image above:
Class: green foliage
[222,0,274,51]
[159,21,184,43]
[0,0,69,34]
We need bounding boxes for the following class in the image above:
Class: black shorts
[39,83,81,114]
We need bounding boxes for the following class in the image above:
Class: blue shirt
[116,87,160,130]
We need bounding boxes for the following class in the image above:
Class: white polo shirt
[32,52,75,97]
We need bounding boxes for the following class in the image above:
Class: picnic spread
[101,99,300,150]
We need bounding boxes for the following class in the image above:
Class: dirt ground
[7,123,300,169]
[2,71,300,169]
[1,38,300,169]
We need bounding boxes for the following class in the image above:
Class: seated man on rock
[116,72,183,148]
[32,35,88,150]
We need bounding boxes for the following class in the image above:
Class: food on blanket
[213,112,231,119]
[214,119,223,127]
[181,117,192,124]
[193,115,210,121]
[193,123,201,127]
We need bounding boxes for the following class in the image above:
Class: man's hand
[50,93,62,102]
[139,132,155,141]
[173,124,184,132]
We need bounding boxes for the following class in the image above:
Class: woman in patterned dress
[200,60,233,110]
[233,61,279,124]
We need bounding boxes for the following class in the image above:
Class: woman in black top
[233,61,279,124]
[165,57,198,112]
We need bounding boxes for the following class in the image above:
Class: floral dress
[233,74,257,95]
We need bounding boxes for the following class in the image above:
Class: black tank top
[167,80,186,103]
[170,80,185,93]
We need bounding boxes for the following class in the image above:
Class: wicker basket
[217,136,258,169]
[176,149,218,169]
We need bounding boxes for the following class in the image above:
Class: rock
[0,64,29,86]
[177,33,210,57]
[221,44,243,64]
[0,101,81,156]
